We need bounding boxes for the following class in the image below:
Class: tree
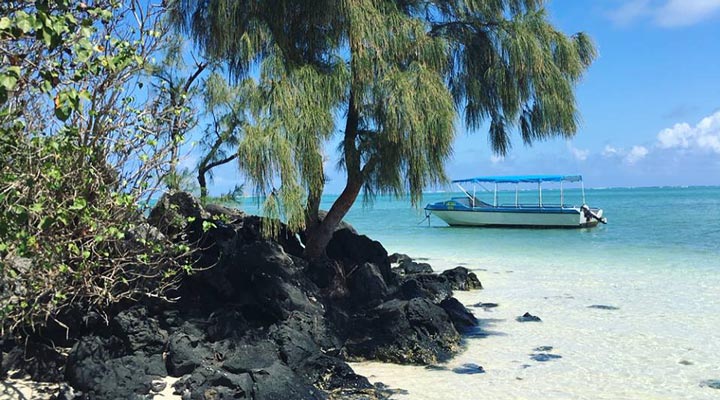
[149,35,207,189]
[170,0,596,259]
[196,72,246,200]
[0,0,189,336]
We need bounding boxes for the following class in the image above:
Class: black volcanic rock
[516,312,542,322]
[440,297,478,332]
[452,363,485,375]
[344,298,461,364]
[398,274,453,303]
[440,267,483,290]
[348,262,389,307]
[65,335,166,399]
[8,192,483,399]
[327,228,392,283]
[388,253,412,264]
[399,258,434,274]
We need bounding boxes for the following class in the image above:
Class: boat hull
[427,207,603,228]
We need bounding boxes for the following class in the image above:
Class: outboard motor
[581,205,607,224]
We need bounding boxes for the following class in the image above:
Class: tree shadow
[1,380,29,400]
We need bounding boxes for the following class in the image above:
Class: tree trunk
[304,89,362,260]
[198,169,208,199]
[303,179,361,259]
[197,153,237,200]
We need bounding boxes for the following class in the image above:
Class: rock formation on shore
[1,192,482,399]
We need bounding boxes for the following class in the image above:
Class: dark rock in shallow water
[679,360,694,366]
[348,262,389,307]
[344,298,460,364]
[424,364,449,371]
[534,346,553,352]
[440,267,483,291]
[530,353,562,362]
[587,304,620,310]
[473,302,499,309]
[516,312,542,322]
[452,363,485,374]
[701,379,720,389]
[440,297,478,332]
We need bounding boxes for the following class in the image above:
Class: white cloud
[490,154,504,164]
[656,110,720,153]
[602,145,620,157]
[608,0,651,25]
[608,0,720,27]
[625,145,649,164]
[656,0,720,27]
[599,144,649,164]
[567,142,589,161]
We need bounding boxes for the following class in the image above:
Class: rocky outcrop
[4,192,483,399]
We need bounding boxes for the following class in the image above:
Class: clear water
[243,187,720,398]
[337,186,720,272]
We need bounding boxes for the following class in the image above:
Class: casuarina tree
[169,0,596,259]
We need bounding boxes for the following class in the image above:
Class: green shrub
[0,0,189,338]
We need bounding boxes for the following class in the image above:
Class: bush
[0,1,189,338]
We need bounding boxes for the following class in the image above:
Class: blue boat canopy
[452,174,582,184]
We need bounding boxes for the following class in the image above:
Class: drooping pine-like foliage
[170,0,596,257]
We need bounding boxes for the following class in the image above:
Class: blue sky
[199,0,720,195]
[444,0,720,190]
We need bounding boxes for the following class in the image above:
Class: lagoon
[314,186,720,399]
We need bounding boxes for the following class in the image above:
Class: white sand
[0,375,181,399]
[352,260,720,399]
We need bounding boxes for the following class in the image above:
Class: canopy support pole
[581,180,586,205]
[472,184,476,208]
[515,184,519,207]
[493,183,498,207]
[538,182,543,207]
[560,181,564,208]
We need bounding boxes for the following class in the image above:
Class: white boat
[424,175,606,228]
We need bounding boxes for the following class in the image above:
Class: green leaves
[69,198,87,211]
[0,1,189,338]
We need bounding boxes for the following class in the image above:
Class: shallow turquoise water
[334,186,720,273]
[340,186,720,399]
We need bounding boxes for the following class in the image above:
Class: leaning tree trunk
[303,180,362,259]
[303,90,362,260]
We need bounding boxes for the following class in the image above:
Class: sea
[245,186,720,399]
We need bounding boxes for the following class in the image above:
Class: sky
[444,0,720,190]
[199,0,720,195]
